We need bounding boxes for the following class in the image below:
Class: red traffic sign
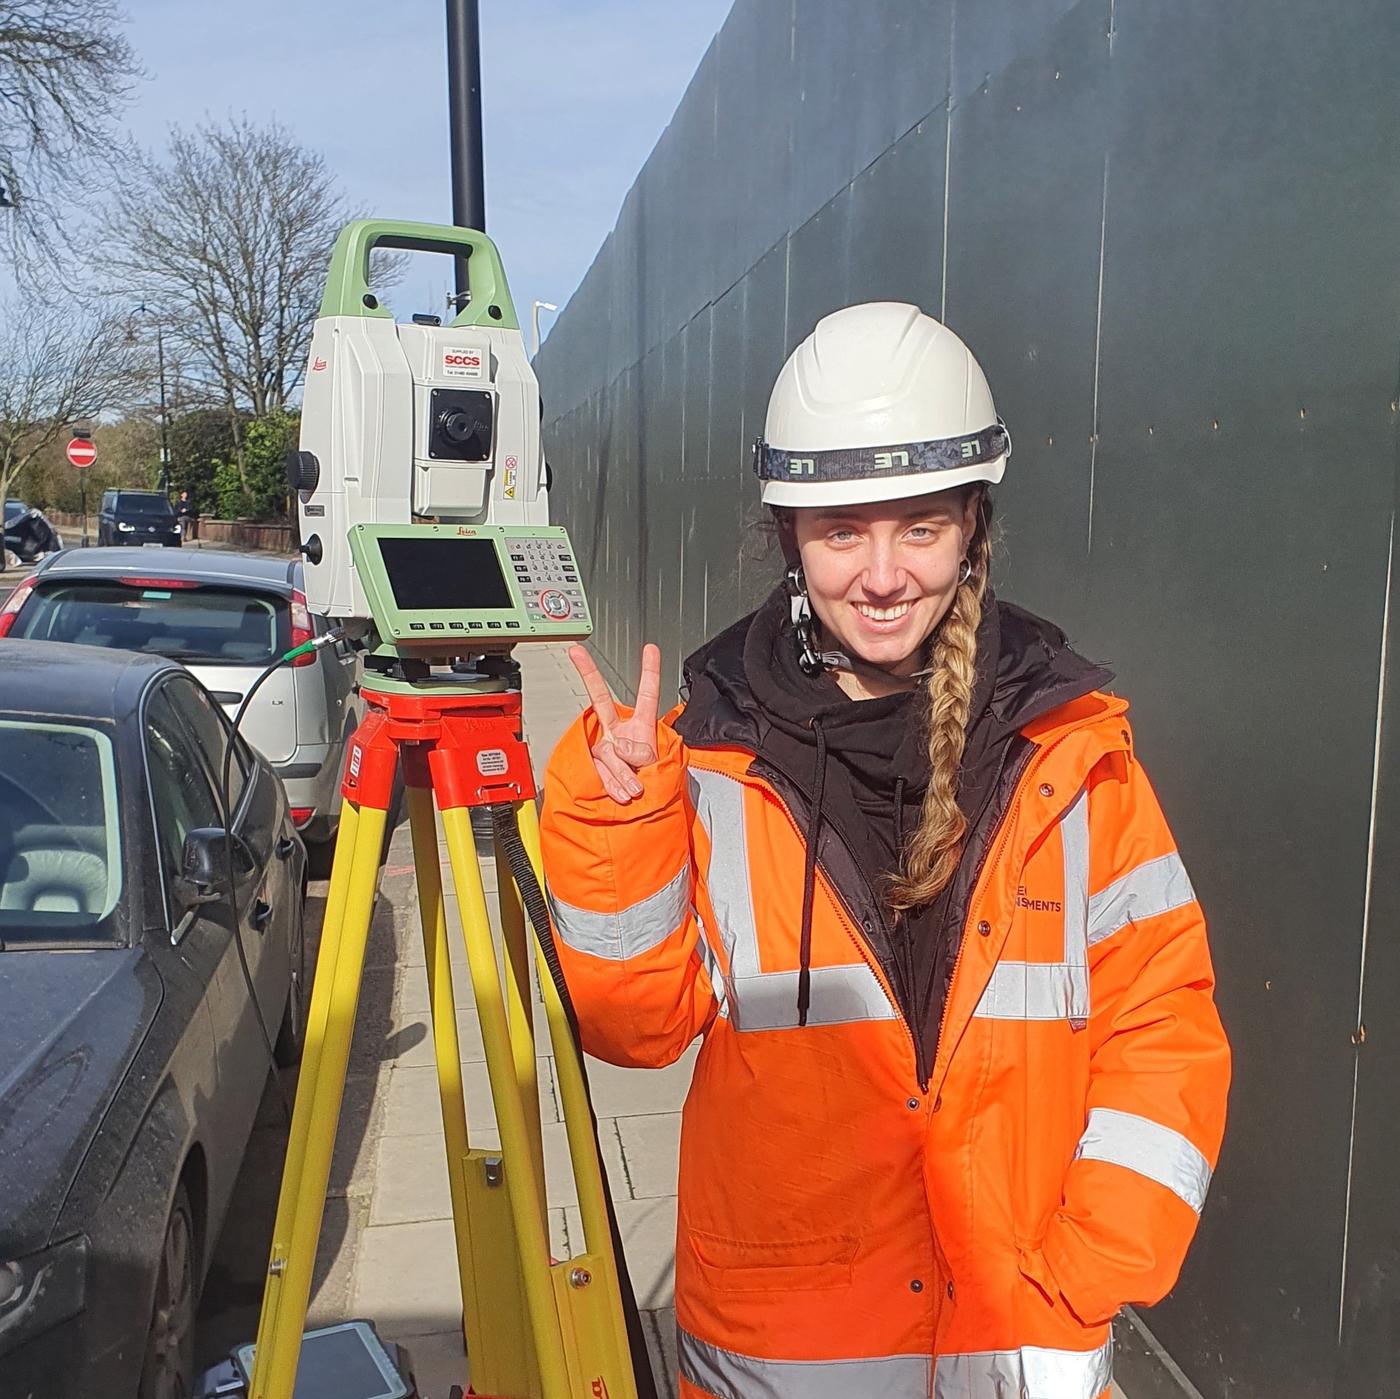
[66,438,97,469]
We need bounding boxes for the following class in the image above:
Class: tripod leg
[248,795,392,1399]
[403,768,476,1352]
[494,825,549,1218]
[440,803,573,1399]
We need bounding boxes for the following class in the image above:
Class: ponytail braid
[887,494,993,912]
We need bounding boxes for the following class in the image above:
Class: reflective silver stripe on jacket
[975,788,1091,1023]
[1088,851,1195,946]
[1076,1106,1213,1212]
[934,1336,1114,1399]
[687,768,761,976]
[726,965,897,1030]
[545,862,690,961]
[680,1327,932,1399]
[687,765,894,1032]
[693,907,731,1019]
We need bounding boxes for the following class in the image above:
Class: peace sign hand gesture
[568,643,663,805]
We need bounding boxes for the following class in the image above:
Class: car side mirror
[174,827,253,911]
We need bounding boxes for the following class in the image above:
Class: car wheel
[137,1181,197,1399]
[274,894,307,1067]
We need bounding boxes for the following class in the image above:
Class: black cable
[489,803,661,1399]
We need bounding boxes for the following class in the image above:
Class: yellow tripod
[245,672,642,1399]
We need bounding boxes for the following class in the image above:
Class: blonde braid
[888,499,992,912]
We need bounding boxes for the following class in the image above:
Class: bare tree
[0,0,139,268]
[100,119,399,435]
[0,294,134,566]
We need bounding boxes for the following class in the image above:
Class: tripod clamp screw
[269,1255,287,1277]
[568,1267,593,1289]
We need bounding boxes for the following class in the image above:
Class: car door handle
[251,899,274,932]
[276,836,296,860]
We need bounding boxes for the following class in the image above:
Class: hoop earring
[957,558,972,586]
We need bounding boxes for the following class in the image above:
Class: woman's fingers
[633,643,663,733]
[593,739,644,802]
[568,644,619,732]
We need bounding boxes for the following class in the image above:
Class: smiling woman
[541,302,1231,1399]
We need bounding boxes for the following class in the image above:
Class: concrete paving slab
[583,1045,698,1117]
[352,1219,462,1339]
[616,1113,683,1199]
[614,1197,678,1310]
[382,1058,561,1143]
[371,1132,454,1226]
[550,1206,572,1258]
[400,1329,468,1399]
[327,1071,387,1200]
[644,1307,680,1399]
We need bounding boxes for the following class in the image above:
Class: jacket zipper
[931,724,1129,1087]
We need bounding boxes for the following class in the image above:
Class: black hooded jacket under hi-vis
[674,586,1114,1087]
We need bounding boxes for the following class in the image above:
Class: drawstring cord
[796,718,828,1027]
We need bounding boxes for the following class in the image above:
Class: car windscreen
[13,581,289,664]
[116,494,175,517]
[0,719,123,944]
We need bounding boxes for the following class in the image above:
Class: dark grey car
[0,640,306,1398]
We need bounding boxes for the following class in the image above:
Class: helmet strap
[785,563,851,676]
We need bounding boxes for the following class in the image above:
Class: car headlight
[117,521,134,532]
[0,1235,88,1358]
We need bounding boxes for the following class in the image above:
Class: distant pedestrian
[177,489,199,542]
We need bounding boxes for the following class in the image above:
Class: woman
[541,303,1229,1399]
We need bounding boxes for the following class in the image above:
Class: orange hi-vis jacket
[541,686,1230,1399]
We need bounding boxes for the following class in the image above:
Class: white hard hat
[754,302,1010,508]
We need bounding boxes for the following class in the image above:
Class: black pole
[445,0,485,299]
[155,323,171,495]
[80,474,87,548]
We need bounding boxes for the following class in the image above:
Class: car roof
[37,547,302,595]
[0,638,176,723]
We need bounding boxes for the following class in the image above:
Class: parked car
[97,490,183,547]
[0,638,306,1398]
[3,498,63,564]
[0,548,358,855]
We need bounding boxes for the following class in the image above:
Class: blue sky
[109,0,733,340]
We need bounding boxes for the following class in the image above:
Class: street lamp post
[130,303,172,495]
[530,299,557,359]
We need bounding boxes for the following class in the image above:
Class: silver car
[0,547,358,854]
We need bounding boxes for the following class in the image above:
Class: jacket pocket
[686,1228,857,1293]
[1015,1238,1059,1309]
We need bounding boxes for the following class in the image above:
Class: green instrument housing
[320,218,520,329]
[347,523,593,652]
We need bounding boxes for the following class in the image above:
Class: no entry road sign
[66,437,97,469]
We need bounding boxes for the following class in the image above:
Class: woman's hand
[567,643,663,804]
